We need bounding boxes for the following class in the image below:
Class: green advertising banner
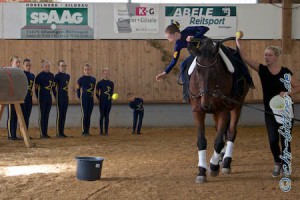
[165,6,237,38]
[21,3,93,39]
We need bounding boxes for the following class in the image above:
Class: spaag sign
[21,3,93,39]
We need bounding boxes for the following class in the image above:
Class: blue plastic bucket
[75,157,104,181]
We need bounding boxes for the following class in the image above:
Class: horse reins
[217,92,300,122]
[178,56,300,122]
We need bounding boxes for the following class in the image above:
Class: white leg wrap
[198,150,207,169]
[224,141,234,158]
[210,150,220,165]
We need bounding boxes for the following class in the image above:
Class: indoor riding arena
[0,0,300,200]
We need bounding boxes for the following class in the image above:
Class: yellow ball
[112,93,118,100]
[236,31,243,39]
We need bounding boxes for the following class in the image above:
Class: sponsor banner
[114,4,159,33]
[21,3,93,39]
[0,4,2,39]
[165,6,236,37]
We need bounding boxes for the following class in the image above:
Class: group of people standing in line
[6,57,144,140]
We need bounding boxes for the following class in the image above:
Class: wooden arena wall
[0,39,299,103]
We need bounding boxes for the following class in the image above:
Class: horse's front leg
[222,107,242,174]
[209,111,230,177]
[194,111,207,184]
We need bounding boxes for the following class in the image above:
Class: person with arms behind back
[21,58,35,132]
[96,68,114,135]
[35,60,55,139]
[7,56,22,140]
[77,63,96,136]
[54,60,70,138]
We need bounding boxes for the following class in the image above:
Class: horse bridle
[188,56,221,99]
[196,57,217,68]
[188,85,221,99]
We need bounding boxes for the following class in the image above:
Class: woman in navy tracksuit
[54,60,70,138]
[21,58,35,131]
[35,60,55,138]
[96,68,114,135]
[7,56,22,140]
[77,63,96,136]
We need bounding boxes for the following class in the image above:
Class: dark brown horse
[188,38,249,183]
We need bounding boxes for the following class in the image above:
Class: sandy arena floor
[0,127,299,200]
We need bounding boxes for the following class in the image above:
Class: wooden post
[282,0,292,54]
[14,103,34,148]
[0,104,4,121]
[0,101,34,148]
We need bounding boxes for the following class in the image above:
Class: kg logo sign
[135,7,155,16]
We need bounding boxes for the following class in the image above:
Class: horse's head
[189,38,220,60]
[188,38,221,111]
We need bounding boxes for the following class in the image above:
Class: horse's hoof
[209,163,220,177]
[222,157,232,168]
[222,168,231,175]
[196,176,207,184]
[222,157,232,175]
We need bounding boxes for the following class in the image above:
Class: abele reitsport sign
[21,3,94,39]
[165,6,237,37]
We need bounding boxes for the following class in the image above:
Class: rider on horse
[155,22,209,102]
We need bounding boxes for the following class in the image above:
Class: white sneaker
[272,163,282,177]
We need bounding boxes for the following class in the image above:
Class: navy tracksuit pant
[133,110,144,134]
[21,98,33,130]
[56,97,68,136]
[81,95,94,133]
[7,104,18,138]
[39,99,52,137]
[99,102,112,134]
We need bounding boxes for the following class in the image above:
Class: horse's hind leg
[222,107,242,174]
[195,112,208,184]
[209,112,229,177]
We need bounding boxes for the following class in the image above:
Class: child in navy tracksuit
[54,60,70,138]
[21,58,35,131]
[128,92,144,134]
[77,64,96,136]
[35,60,55,138]
[7,56,22,140]
[96,68,114,135]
